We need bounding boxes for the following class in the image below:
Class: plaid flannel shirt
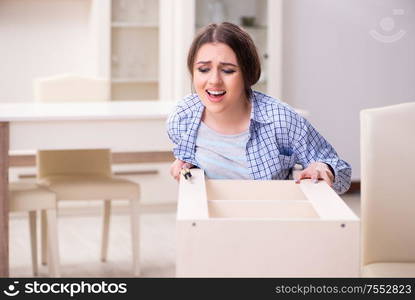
[166,90,351,194]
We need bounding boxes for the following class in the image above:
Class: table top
[0,101,176,122]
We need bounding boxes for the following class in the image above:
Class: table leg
[0,122,9,277]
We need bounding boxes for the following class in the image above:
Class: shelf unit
[110,0,160,100]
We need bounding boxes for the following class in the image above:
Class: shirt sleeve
[292,118,352,194]
[166,103,192,162]
[166,107,182,146]
[166,106,186,162]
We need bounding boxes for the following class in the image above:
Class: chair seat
[9,182,56,211]
[38,175,140,201]
[362,263,415,277]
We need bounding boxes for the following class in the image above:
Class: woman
[167,22,351,194]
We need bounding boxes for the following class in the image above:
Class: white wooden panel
[177,219,360,277]
[300,181,359,221]
[177,168,208,220]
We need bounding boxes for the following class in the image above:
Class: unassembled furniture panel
[176,169,360,277]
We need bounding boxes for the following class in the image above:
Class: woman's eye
[198,67,209,73]
[223,69,236,74]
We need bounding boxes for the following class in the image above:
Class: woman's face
[193,42,247,115]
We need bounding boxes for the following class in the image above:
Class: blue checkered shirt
[166,91,352,194]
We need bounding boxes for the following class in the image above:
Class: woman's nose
[208,70,223,85]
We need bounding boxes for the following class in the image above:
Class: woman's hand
[169,159,193,181]
[295,162,334,187]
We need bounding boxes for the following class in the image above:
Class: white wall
[0,0,99,102]
[282,0,415,180]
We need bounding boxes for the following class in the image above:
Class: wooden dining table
[0,100,175,277]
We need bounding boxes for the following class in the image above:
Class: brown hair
[187,22,261,98]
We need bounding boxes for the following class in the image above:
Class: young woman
[167,22,351,194]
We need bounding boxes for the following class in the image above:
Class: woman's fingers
[170,159,185,181]
[295,170,311,183]
[295,162,334,186]
[169,164,175,178]
[170,159,194,181]
[311,171,319,183]
[319,171,333,186]
[173,165,180,181]
[175,164,184,181]
[321,168,334,186]
[170,164,180,179]
[296,169,320,184]
[183,162,192,169]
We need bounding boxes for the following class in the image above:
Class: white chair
[9,182,60,277]
[34,74,141,276]
[34,74,110,102]
[360,102,415,277]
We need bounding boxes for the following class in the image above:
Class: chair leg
[28,211,38,276]
[46,208,60,277]
[130,198,140,276]
[41,210,48,265]
[101,200,111,262]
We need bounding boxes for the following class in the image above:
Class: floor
[9,193,360,278]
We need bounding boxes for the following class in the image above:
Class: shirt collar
[249,91,273,124]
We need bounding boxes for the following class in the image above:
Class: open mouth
[206,89,226,99]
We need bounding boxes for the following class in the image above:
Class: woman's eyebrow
[220,62,238,67]
[195,61,238,67]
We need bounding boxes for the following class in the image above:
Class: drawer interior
[208,200,319,219]
[206,179,318,219]
[206,179,307,201]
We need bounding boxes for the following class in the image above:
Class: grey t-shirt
[195,122,250,179]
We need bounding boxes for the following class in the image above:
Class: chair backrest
[37,149,112,179]
[34,74,112,179]
[360,102,415,265]
[34,74,110,102]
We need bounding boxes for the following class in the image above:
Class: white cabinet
[106,0,160,100]
[110,0,159,100]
